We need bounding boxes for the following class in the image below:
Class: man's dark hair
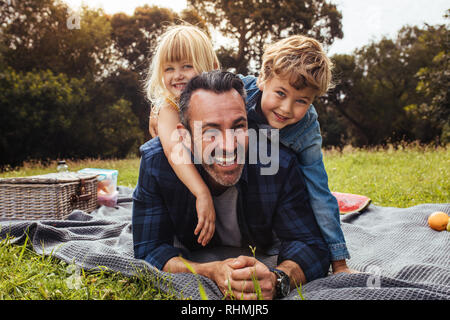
[179,71,247,130]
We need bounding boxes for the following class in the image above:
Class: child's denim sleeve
[238,74,259,111]
[280,106,351,261]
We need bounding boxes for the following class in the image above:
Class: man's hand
[165,256,275,300]
[164,256,304,300]
[222,256,276,300]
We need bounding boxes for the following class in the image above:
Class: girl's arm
[157,104,215,246]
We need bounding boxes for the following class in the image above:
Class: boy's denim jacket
[239,74,350,261]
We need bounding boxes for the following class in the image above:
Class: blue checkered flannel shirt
[132,122,330,282]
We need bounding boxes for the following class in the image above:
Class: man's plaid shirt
[132,122,330,282]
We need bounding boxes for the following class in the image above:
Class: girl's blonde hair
[145,24,220,109]
[258,35,334,96]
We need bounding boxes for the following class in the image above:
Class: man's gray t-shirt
[213,186,242,247]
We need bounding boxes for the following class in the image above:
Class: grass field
[0,145,449,300]
[324,145,449,207]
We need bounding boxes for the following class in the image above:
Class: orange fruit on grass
[427,211,449,231]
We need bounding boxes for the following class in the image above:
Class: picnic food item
[332,192,371,214]
[98,179,115,194]
[78,168,119,207]
[447,220,450,232]
[78,168,118,193]
[427,211,449,231]
[97,191,119,207]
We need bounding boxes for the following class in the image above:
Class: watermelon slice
[332,192,372,215]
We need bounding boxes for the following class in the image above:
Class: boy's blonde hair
[258,35,334,96]
[145,24,220,108]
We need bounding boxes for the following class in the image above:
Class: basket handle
[70,179,92,204]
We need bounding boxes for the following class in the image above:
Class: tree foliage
[0,68,84,167]
[0,0,143,168]
[187,0,343,74]
[0,1,210,168]
[410,18,450,143]
[0,0,112,79]
[0,1,447,168]
[319,20,449,147]
[0,67,142,168]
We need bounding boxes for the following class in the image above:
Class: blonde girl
[145,24,220,246]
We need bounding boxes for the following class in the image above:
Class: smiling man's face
[186,88,248,192]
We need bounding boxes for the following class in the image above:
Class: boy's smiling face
[258,75,316,129]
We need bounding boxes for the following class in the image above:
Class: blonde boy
[149,32,353,274]
[240,35,352,273]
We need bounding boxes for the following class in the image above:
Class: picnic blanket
[1,186,449,300]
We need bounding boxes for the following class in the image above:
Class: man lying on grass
[132,71,330,299]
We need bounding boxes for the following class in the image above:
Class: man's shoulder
[247,121,301,177]
[139,138,165,161]
[138,138,177,180]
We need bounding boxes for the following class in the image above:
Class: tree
[110,6,176,77]
[0,68,86,167]
[325,40,416,146]
[323,22,449,146]
[314,54,357,148]
[0,67,143,168]
[187,0,343,74]
[408,19,449,144]
[0,0,112,80]
[0,0,144,168]
[415,49,450,144]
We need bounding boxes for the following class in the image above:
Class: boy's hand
[194,192,216,246]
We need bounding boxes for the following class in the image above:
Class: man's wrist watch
[269,267,291,298]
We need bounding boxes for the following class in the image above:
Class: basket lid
[0,172,98,184]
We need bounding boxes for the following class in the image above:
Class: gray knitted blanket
[1,186,449,300]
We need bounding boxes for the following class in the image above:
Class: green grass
[0,235,180,300]
[0,158,141,189]
[0,145,449,300]
[324,145,449,207]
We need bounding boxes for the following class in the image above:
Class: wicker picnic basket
[0,172,98,221]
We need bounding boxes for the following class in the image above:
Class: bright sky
[330,0,449,54]
[64,0,449,55]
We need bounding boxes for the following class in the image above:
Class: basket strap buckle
[71,179,92,203]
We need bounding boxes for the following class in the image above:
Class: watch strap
[269,267,287,277]
[269,267,290,298]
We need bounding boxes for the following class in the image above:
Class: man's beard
[202,162,244,187]
[190,129,247,188]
